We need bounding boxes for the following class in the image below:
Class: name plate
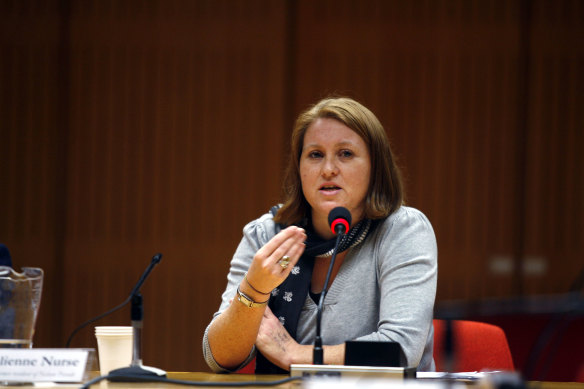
[0,348,93,383]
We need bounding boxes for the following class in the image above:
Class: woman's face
[300,118,371,235]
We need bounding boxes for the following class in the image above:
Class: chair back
[236,359,255,374]
[238,319,515,373]
[433,319,514,372]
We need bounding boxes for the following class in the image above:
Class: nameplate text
[0,348,89,383]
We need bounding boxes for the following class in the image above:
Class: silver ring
[279,255,291,269]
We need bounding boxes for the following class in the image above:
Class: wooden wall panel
[58,0,290,371]
[293,0,525,300]
[0,0,67,351]
[522,0,584,294]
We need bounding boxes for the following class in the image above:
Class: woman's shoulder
[241,205,282,246]
[369,206,437,265]
[375,205,435,238]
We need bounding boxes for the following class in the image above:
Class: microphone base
[107,364,167,382]
[290,364,416,379]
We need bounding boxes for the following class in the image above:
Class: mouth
[319,184,341,193]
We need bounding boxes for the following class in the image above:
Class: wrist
[238,281,270,305]
[235,286,269,308]
[244,272,272,295]
[289,343,312,366]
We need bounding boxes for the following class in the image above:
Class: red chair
[236,359,255,374]
[433,319,514,372]
[238,319,514,373]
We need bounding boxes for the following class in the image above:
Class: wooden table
[7,371,584,389]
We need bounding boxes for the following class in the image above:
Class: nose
[321,157,339,177]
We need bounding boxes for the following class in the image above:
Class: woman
[203,97,437,373]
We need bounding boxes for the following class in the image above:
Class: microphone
[107,289,166,381]
[313,207,351,365]
[328,207,351,235]
[65,253,163,348]
[107,253,166,381]
[129,253,162,297]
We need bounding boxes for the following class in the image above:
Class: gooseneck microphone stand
[313,232,344,365]
[66,253,163,349]
[313,207,351,365]
[107,254,166,381]
[65,253,166,381]
[107,293,166,381]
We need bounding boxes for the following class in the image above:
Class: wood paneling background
[1,0,582,372]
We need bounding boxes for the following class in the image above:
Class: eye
[339,149,353,158]
[308,150,323,159]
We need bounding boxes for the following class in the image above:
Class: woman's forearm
[288,343,346,366]
[323,343,346,365]
[207,226,307,370]
[206,287,268,369]
[264,342,346,370]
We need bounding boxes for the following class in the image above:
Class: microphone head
[328,207,352,235]
[152,253,162,265]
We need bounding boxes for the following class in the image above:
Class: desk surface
[8,372,584,389]
[11,372,300,389]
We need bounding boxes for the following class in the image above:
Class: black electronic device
[344,340,405,367]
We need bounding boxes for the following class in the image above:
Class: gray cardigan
[203,206,437,372]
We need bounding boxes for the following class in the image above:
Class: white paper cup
[95,326,133,375]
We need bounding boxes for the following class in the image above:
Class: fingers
[256,226,306,271]
[278,238,304,270]
[246,226,306,292]
[264,226,306,255]
[256,308,296,370]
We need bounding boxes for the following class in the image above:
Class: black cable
[80,374,304,389]
[65,298,130,348]
[65,253,162,347]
